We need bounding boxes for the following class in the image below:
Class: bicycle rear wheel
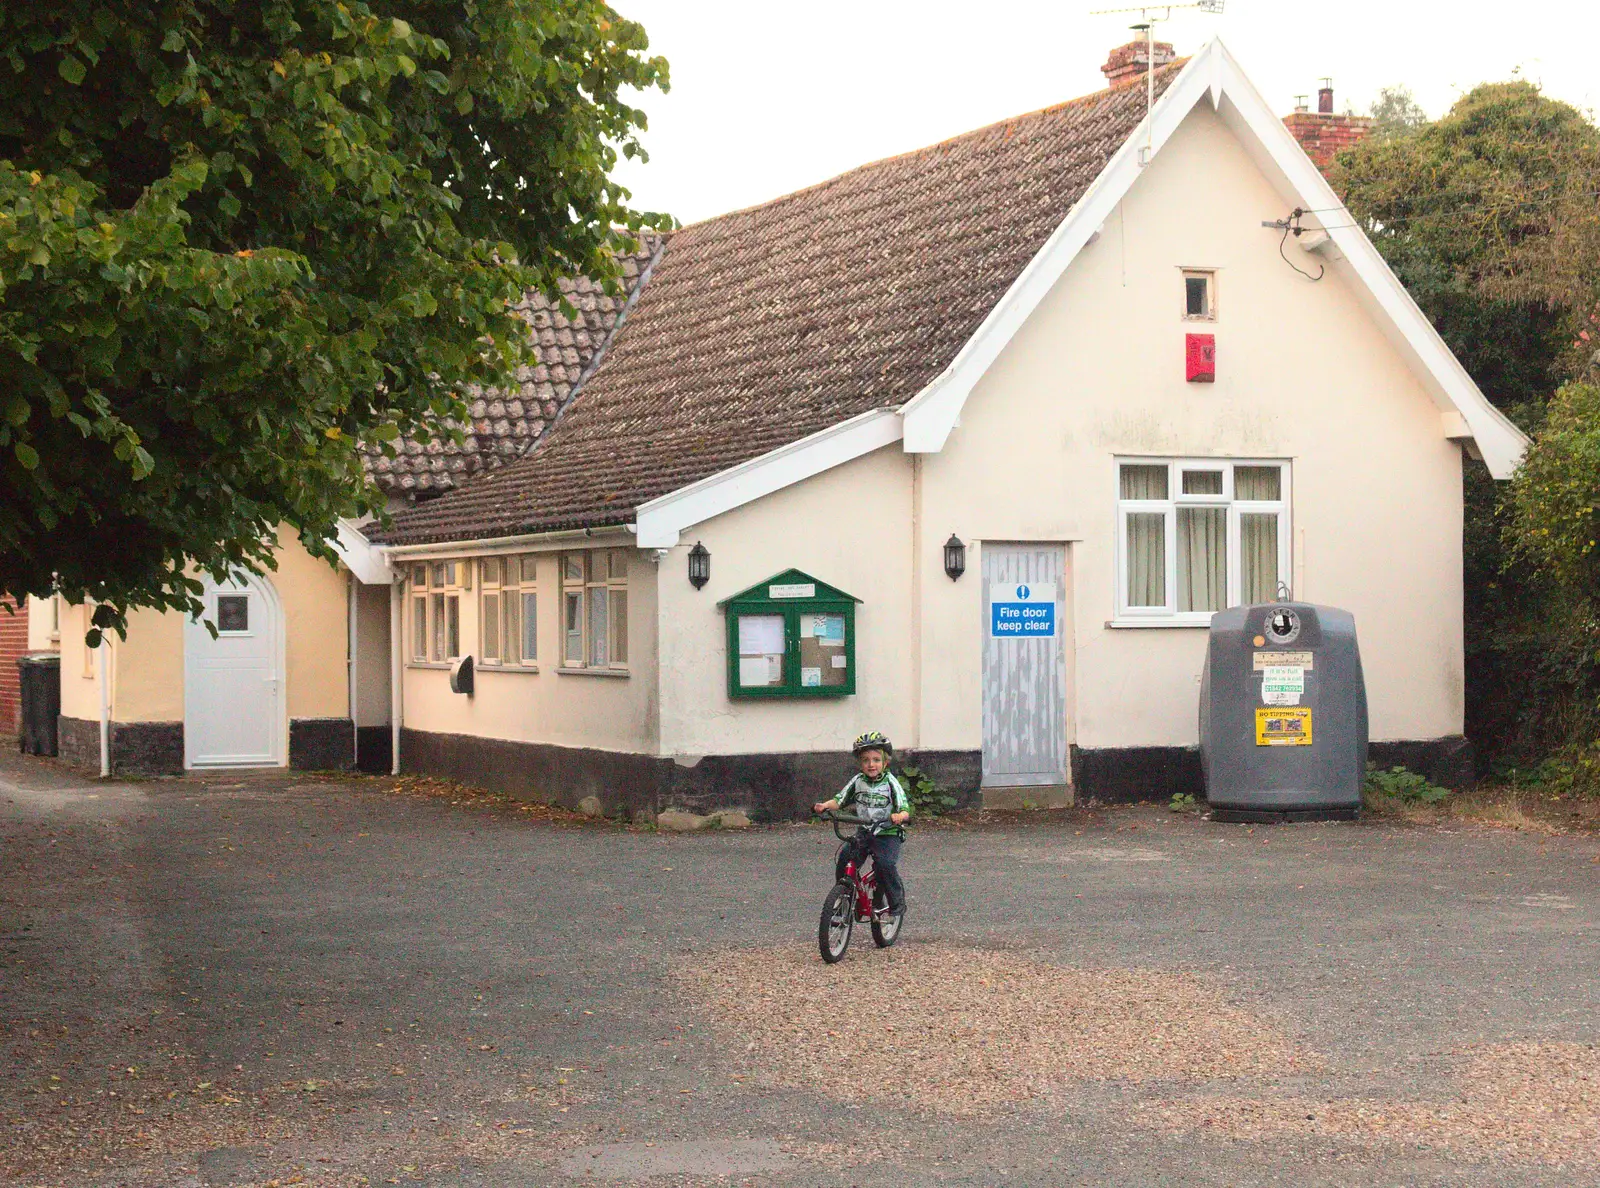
[818,883,854,963]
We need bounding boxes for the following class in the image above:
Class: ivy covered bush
[895,764,958,817]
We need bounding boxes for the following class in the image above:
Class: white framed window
[409,561,464,663]
[1182,268,1216,321]
[560,549,630,671]
[1115,459,1289,625]
[480,555,538,667]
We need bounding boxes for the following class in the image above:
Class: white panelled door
[184,573,285,768]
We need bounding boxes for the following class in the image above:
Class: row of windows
[404,460,1286,666]
[408,549,629,671]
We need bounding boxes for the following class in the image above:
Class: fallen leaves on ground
[1137,1042,1600,1168]
[377,776,608,825]
[671,943,1314,1114]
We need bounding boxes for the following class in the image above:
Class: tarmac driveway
[2,752,1598,1187]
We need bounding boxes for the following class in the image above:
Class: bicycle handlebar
[819,810,874,840]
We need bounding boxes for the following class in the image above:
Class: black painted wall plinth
[1072,736,1477,805]
[57,716,184,776]
[1368,736,1474,789]
[355,725,391,774]
[289,718,356,771]
[57,715,99,770]
[398,730,986,822]
[1072,745,1204,804]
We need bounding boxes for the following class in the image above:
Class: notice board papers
[737,613,786,687]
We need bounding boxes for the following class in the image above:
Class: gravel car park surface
[2,751,1598,1187]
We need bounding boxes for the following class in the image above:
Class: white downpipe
[389,579,403,775]
[96,639,109,778]
[348,575,359,768]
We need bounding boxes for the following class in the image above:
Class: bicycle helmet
[850,730,893,757]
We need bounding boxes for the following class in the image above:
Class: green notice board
[718,569,860,700]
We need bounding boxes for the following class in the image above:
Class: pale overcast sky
[610,0,1599,226]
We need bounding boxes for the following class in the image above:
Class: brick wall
[1282,112,1373,171]
[0,599,28,733]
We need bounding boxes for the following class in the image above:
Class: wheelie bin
[1198,602,1366,822]
[17,651,61,756]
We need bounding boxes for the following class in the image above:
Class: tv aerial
[1089,1,1226,164]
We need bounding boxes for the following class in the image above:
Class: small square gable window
[1183,269,1215,321]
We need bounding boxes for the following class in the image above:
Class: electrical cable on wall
[1262,208,1325,282]
[1279,222,1324,281]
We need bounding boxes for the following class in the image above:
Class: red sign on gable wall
[1186,333,1216,383]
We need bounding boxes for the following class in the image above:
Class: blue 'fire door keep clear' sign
[990,582,1057,637]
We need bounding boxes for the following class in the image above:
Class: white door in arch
[184,573,285,768]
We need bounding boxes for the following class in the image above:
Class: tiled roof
[360,244,658,495]
[372,63,1183,545]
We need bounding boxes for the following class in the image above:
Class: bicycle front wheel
[870,889,903,948]
[818,883,854,964]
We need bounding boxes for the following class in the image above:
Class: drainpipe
[910,454,923,751]
[389,578,403,775]
[348,574,359,769]
[97,638,109,778]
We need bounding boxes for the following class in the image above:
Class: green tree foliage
[1510,383,1600,589]
[1333,81,1600,397]
[1331,83,1600,765]
[0,1,667,641]
[1365,85,1428,141]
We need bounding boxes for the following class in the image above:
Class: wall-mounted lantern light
[943,534,966,581]
[687,541,711,590]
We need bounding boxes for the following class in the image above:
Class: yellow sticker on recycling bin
[1255,707,1312,746]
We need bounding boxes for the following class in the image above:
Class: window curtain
[1126,513,1166,606]
[1121,466,1168,608]
[482,592,500,660]
[1181,470,1223,495]
[1120,465,1167,499]
[521,591,538,661]
[1178,508,1226,612]
[588,586,609,666]
[1235,466,1280,500]
[503,592,520,664]
[564,591,583,665]
[1240,513,1279,603]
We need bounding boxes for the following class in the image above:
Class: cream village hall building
[55,39,1525,817]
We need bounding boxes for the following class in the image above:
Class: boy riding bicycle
[813,731,910,919]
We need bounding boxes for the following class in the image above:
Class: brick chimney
[1282,79,1372,172]
[1101,34,1177,88]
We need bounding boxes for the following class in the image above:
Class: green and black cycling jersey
[834,770,910,838]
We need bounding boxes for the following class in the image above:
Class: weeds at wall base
[1362,778,1600,835]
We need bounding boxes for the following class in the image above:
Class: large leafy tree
[1331,83,1600,765]
[1333,81,1599,414]
[0,1,667,640]
[1365,85,1428,141]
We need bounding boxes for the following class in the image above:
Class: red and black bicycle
[817,812,903,963]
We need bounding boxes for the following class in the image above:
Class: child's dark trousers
[836,829,905,913]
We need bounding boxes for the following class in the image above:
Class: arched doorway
[184,571,286,768]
